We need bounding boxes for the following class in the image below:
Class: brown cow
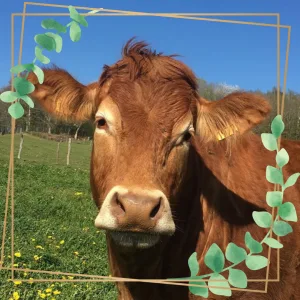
[27,38,300,300]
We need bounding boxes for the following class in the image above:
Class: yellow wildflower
[29,278,34,283]
[48,236,53,239]
[45,288,52,293]
[92,242,96,245]
[8,255,11,258]
[11,291,20,300]
[34,255,40,261]
[13,280,22,285]
[39,293,46,299]
[51,284,55,287]
[53,290,61,295]
[13,263,18,267]
[23,272,28,277]
[36,245,44,250]
[75,192,83,196]
[14,252,21,258]
[68,276,74,280]
[31,238,36,242]
[59,240,65,245]
[74,251,79,256]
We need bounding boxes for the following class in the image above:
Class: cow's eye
[182,131,192,143]
[96,118,107,129]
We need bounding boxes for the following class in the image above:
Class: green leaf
[278,202,297,222]
[271,115,285,138]
[245,255,268,270]
[45,32,63,53]
[69,21,81,42]
[41,19,67,33]
[284,173,300,190]
[0,91,19,103]
[225,243,247,264]
[19,95,34,108]
[263,238,283,249]
[208,274,231,297]
[266,191,283,207]
[8,101,24,119]
[13,77,35,96]
[35,46,50,64]
[261,133,278,151]
[68,6,88,27]
[276,148,289,168]
[245,232,263,254]
[273,220,293,236]
[228,269,247,288]
[266,166,283,185]
[252,211,272,228]
[34,33,56,51]
[188,252,199,276]
[189,276,209,298]
[32,64,44,84]
[10,63,34,74]
[204,243,224,273]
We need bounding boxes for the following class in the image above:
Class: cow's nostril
[116,197,125,213]
[150,198,161,218]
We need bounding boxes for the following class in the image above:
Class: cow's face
[91,78,197,248]
[27,39,271,249]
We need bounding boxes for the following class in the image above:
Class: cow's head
[27,39,271,249]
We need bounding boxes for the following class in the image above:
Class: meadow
[0,134,118,299]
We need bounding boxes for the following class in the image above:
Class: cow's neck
[106,134,268,299]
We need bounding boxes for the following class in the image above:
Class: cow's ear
[195,92,271,143]
[27,67,102,122]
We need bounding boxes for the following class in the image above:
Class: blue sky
[0,0,299,93]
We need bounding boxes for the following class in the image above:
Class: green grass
[0,134,118,299]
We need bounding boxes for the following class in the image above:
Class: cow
[26,38,300,300]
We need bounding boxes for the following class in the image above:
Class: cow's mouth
[108,231,161,249]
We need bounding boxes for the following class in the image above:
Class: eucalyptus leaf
[45,32,63,53]
[244,232,263,254]
[34,33,56,51]
[271,115,285,138]
[225,243,247,264]
[68,6,88,27]
[208,274,231,297]
[0,91,19,103]
[263,238,283,249]
[8,101,24,119]
[69,21,81,42]
[284,173,300,190]
[32,64,44,84]
[10,63,34,74]
[204,243,224,273]
[261,133,278,151]
[252,211,272,228]
[188,252,199,276]
[273,220,293,236]
[41,19,67,33]
[13,77,35,96]
[245,255,268,270]
[20,95,34,108]
[189,276,209,298]
[228,269,247,288]
[266,166,283,185]
[35,46,50,64]
[278,202,297,222]
[266,191,283,207]
[276,148,289,168]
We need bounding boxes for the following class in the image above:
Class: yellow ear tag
[216,125,238,141]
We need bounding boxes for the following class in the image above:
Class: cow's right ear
[27,67,102,122]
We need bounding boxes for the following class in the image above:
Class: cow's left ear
[195,92,271,142]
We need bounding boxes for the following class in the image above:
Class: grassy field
[0,134,118,299]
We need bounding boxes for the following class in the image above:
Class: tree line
[0,78,299,140]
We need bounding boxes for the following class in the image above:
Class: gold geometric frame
[0,1,291,295]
